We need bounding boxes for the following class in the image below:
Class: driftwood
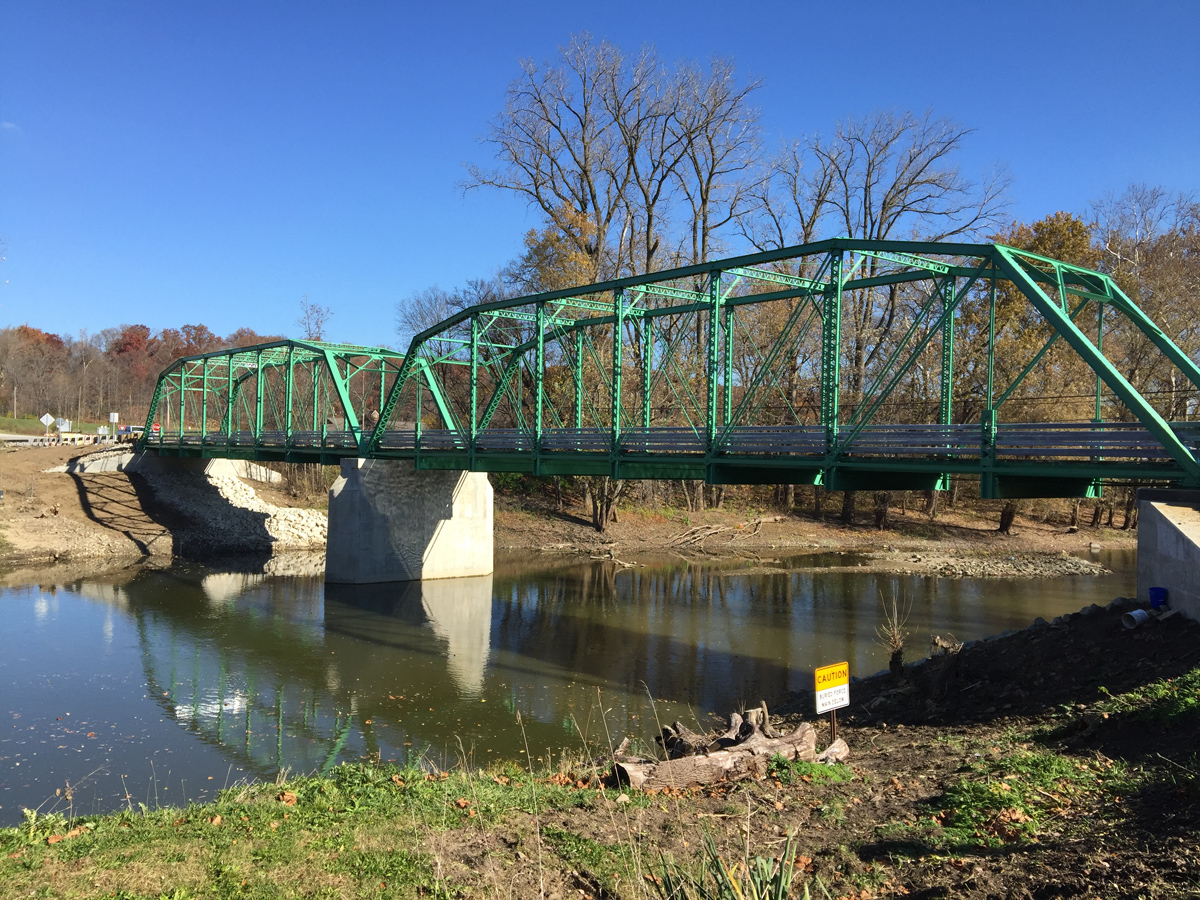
[668,516,788,548]
[613,705,819,791]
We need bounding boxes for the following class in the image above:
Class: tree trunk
[1091,503,1103,527]
[679,480,693,512]
[948,480,959,507]
[588,476,625,533]
[785,483,795,511]
[924,490,940,521]
[693,480,705,512]
[713,485,725,509]
[874,491,891,530]
[1069,499,1080,528]
[814,486,824,519]
[998,500,1017,534]
[1121,489,1136,530]
[840,490,856,525]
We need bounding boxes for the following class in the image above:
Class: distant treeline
[0,323,282,426]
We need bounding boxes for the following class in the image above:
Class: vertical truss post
[178,365,186,438]
[982,271,998,497]
[312,364,321,434]
[284,345,295,446]
[939,276,956,492]
[414,378,423,459]
[706,271,722,450]
[1095,301,1104,423]
[535,302,545,461]
[225,356,234,453]
[642,315,653,430]
[254,348,264,444]
[201,358,209,440]
[821,252,843,454]
[469,315,479,463]
[722,301,734,429]
[612,289,625,470]
[574,330,584,430]
[940,277,955,426]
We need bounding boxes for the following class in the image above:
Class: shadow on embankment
[70,468,273,566]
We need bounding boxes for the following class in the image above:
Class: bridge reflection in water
[126,569,506,777]
[1,551,1138,824]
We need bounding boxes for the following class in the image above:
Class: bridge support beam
[325,459,493,584]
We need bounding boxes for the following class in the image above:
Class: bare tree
[465,34,632,283]
[739,139,838,252]
[297,295,333,342]
[673,58,763,266]
[1092,185,1200,420]
[600,45,690,276]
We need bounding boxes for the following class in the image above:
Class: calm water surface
[0,548,1134,825]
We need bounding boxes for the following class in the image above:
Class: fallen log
[616,714,817,791]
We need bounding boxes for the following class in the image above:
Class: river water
[0,548,1135,826]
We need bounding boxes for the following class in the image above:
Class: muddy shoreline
[0,444,1134,581]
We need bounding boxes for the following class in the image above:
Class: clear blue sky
[2,1,1197,348]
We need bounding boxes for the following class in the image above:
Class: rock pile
[137,467,327,555]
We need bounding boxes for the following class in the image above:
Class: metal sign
[39,413,54,427]
[55,418,71,432]
[109,412,119,423]
[814,661,850,714]
[97,426,108,436]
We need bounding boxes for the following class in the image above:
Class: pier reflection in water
[0,550,1134,824]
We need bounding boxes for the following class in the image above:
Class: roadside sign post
[815,661,850,743]
[39,413,54,437]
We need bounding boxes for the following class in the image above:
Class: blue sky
[2,1,1197,348]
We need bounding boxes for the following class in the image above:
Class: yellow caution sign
[814,661,850,714]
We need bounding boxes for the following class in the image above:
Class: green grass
[931,747,1131,848]
[0,415,105,435]
[767,754,855,786]
[1096,665,1200,725]
[0,762,616,899]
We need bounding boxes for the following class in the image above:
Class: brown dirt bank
[0,445,1135,581]
[495,492,1133,579]
[0,445,323,567]
[427,599,1200,898]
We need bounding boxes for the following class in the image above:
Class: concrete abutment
[324,459,493,584]
[1137,489,1200,622]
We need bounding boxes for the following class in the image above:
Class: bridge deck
[146,421,1199,494]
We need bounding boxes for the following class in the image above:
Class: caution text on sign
[814,661,850,714]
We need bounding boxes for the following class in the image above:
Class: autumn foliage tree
[0,322,283,427]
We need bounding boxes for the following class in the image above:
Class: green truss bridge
[141,239,1200,501]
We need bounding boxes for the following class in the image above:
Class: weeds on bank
[920,746,1132,850]
[650,831,818,900]
[767,754,854,786]
[1095,665,1200,724]
[0,761,620,899]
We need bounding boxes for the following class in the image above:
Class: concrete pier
[324,459,493,584]
[1137,489,1200,622]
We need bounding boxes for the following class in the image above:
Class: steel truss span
[141,240,1200,499]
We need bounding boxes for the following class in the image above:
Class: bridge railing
[994,422,1200,460]
[146,421,1200,469]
